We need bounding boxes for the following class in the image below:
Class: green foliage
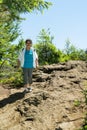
[0,15,20,69]
[0,64,23,88]
[34,29,61,65]
[0,38,25,69]
[37,28,54,44]
[73,100,81,107]
[78,49,87,61]
[0,0,52,55]
[0,0,52,86]
[63,39,87,61]
[59,53,70,62]
[0,39,25,87]
[0,0,52,22]
[16,38,25,51]
[34,31,87,64]
[79,82,87,130]
[83,90,87,105]
[63,39,79,59]
[79,116,87,130]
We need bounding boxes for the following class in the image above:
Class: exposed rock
[0,60,87,130]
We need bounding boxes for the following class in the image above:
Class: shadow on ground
[0,91,25,108]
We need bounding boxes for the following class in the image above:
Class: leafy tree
[34,29,61,65]
[37,28,54,44]
[63,39,87,61]
[78,49,87,61]
[0,0,52,66]
[63,39,76,55]
[0,0,52,22]
[0,21,20,69]
[0,0,52,85]
[63,39,79,60]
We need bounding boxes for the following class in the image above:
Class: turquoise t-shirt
[23,49,33,68]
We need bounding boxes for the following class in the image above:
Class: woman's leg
[28,68,33,87]
[22,68,29,88]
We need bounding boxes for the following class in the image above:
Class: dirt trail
[0,61,87,130]
[0,85,10,100]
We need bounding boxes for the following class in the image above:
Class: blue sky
[16,0,87,50]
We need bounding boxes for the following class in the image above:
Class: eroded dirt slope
[0,61,87,130]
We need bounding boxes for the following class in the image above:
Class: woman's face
[26,41,32,50]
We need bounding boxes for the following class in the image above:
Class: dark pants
[22,68,33,85]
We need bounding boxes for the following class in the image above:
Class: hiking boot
[23,88,29,94]
[28,87,32,92]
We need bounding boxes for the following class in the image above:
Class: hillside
[0,61,87,130]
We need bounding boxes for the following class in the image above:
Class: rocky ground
[0,60,87,130]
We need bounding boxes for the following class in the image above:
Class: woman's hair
[25,39,32,44]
